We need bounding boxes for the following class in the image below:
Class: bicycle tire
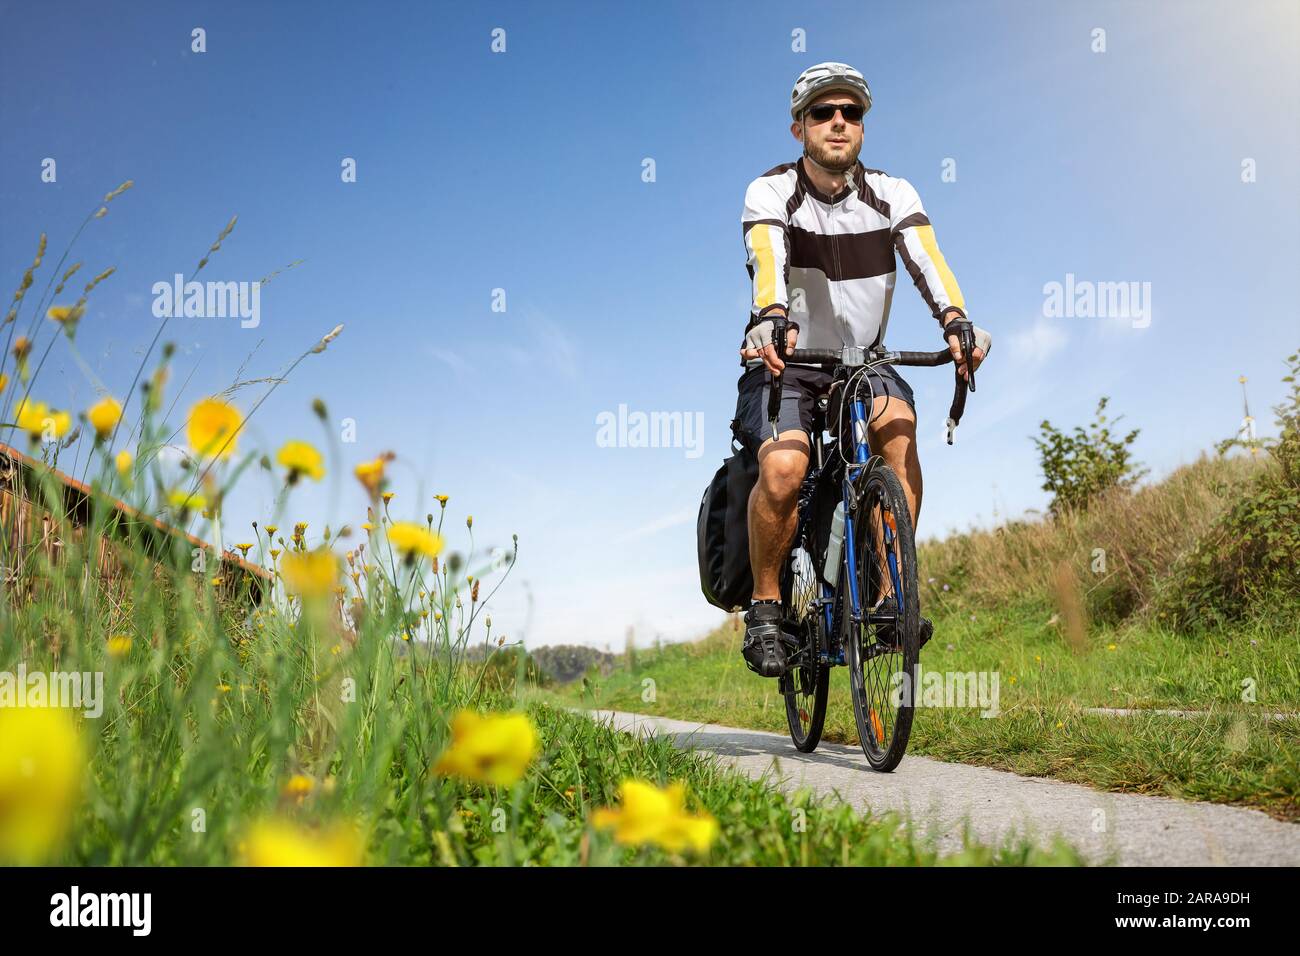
[780,608,832,749]
[781,547,830,752]
[842,462,920,772]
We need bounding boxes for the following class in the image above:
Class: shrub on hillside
[1154,351,1300,630]
[919,455,1261,625]
[1033,397,1145,516]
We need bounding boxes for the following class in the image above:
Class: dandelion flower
[168,489,207,513]
[381,491,394,504]
[86,396,122,440]
[279,548,340,600]
[354,456,388,496]
[14,398,71,443]
[433,710,538,786]
[0,702,84,864]
[590,780,718,854]
[387,522,443,563]
[47,303,86,336]
[281,775,315,801]
[187,397,241,461]
[239,818,363,867]
[0,372,8,392]
[114,449,133,478]
[277,440,324,483]
[106,635,132,659]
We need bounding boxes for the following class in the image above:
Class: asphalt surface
[587,709,1300,866]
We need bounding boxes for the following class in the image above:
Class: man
[735,62,989,677]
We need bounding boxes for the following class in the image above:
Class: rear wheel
[842,463,919,772]
[782,545,829,752]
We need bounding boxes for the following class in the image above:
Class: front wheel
[842,463,920,772]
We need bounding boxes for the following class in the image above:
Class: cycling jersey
[741,159,967,352]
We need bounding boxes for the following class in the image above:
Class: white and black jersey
[741,159,967,352]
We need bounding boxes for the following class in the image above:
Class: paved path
[587,709,1300,866]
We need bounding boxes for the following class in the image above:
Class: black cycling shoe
[742,601,792,678]
[872,598,934,650]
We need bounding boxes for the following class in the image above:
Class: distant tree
[1033,397,1145,516]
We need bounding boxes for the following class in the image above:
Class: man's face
[792,92,864,172]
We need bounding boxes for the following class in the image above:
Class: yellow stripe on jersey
[913,224,965,310]
[748,223,778,310]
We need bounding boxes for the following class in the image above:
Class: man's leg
[748,430,810,600]
[867,396,921,525]
[866,395,933,648]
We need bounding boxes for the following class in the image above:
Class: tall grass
[917,454,1279,626]
[3,182,1047,867]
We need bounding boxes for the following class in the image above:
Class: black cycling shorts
[732,360,915,455]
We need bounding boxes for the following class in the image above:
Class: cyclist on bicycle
[737,62,989,677]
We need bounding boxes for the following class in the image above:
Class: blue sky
[2,0,1297,649]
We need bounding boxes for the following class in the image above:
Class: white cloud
[1007,316,1068,367]
[619,507,695,541]
[427,347,469,373]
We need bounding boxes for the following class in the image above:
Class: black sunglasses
[805,102,865,124]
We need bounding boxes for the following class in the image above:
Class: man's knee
[756,443,807,503]
[870,403,917,460]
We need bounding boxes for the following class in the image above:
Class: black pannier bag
[697,438,758,612]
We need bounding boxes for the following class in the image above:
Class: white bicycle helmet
[790,62,872,119]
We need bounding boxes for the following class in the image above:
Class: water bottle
[823,502,846,583]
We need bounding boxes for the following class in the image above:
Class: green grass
[556,601,1300,822]
[0,195,1074,867]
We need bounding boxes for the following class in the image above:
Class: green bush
[1156,351,1300,630]
[1033,397,1145,516]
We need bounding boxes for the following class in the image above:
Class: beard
[804,134,861,172]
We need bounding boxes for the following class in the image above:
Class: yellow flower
[168,488,207,512]
[387,522,443,562]
[1008,676,1017,685]
[187,397,241,460]
[279,547,340,600]
[381,491,395,503]
[354,456,387,495]
[106,635,132,659]
[235,543,253,556]
[590,780,718,854]
[239,818,363,867]
[1107,643,1117,652]
[14,398,71,442]
[86,396,121,439]
[434,494,449,506]
[281,774,315,801]
[277,440,324,483]
[0,703,85,864]
[47,304,86,336]
[0,372,8,392]
[115,449,133,478]
[433,710,538,786]
[264,525,278,537]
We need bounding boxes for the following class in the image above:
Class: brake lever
[946,322,976,445]
[766,316,788,442]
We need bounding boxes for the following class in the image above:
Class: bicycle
[766,316,977,771]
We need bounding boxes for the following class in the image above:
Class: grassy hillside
[557,438,1300,821]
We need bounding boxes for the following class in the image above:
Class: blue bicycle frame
[818,390,905,665]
